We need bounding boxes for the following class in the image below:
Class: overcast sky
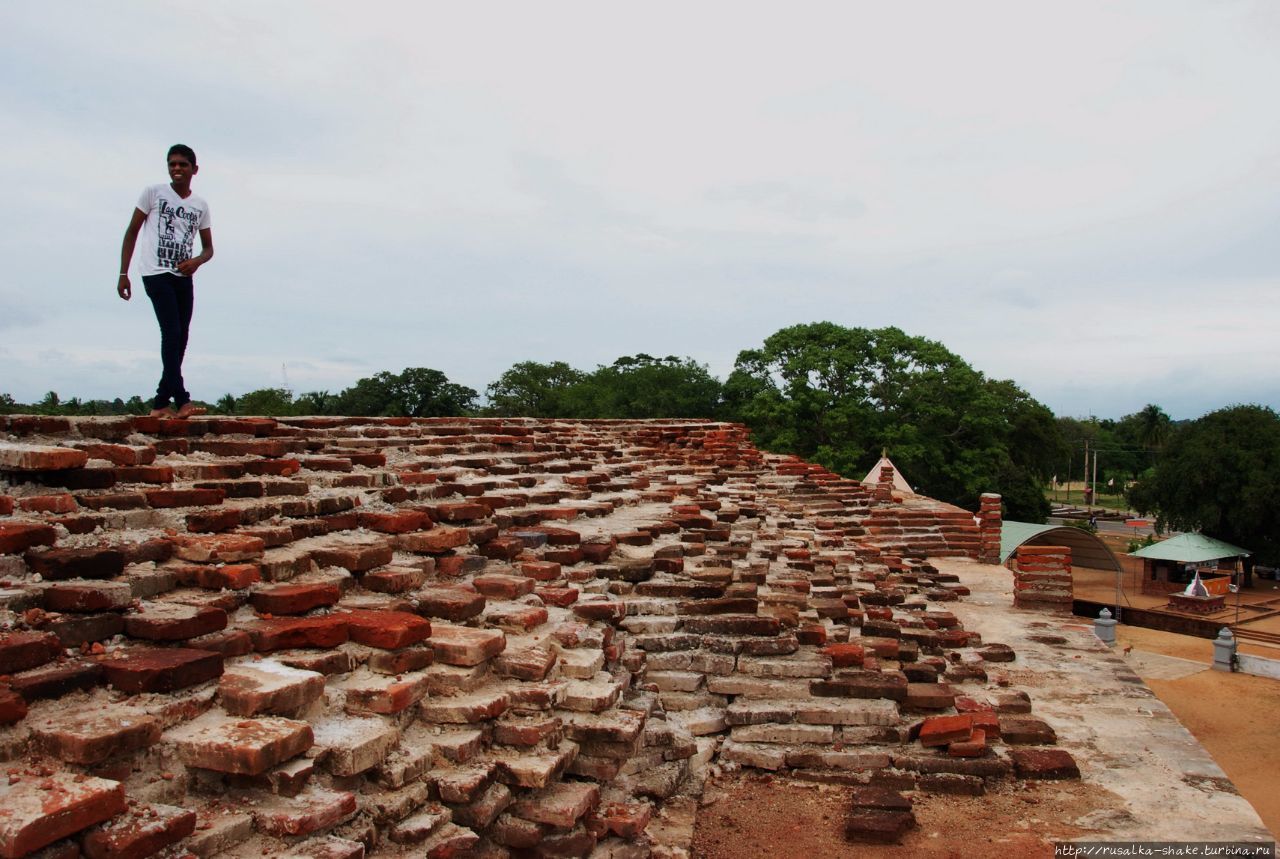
[2,1,1277,420]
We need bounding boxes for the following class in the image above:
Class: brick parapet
[1013,544,1072,611]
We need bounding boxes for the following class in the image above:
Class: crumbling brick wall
[977,493,1002,565]
[1013,545,1073,611]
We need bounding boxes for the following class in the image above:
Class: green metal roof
[1128,532,1250,563]
[1000,520,1122,572]
[1000,521,1057,563]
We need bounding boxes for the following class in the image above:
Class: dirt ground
[1116,625,1280,838]
[692,772,1118,859]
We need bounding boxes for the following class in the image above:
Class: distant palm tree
[1137,403,1171,451]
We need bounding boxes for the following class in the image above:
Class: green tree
[569,355,722,419]
[1135,403,1173,451]
[486,361,587,417]
[0,394,18,414]
[1127,404,1280,566]
[294,390,339,415]
[334,368,477,417]
[724,323,1061,520]
[234,388,297,416]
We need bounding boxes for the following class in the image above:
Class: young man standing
[118,144,214,418]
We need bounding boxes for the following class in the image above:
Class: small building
[1129,533,1250,599]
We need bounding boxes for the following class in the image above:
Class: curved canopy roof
[1129,532,1249,563]
[1000,520,1122,572]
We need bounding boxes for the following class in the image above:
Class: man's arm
[175,228,214,277]
[118,208,146,300]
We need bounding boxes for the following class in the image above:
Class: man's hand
[175,258,201,276]
[117,275,131,300]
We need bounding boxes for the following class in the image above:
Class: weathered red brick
[367,646,434,675]
[124,603,228,641]
[194,563,262,590]
[598,801,653,839]
[0,631,62,674]
[172,533,265,563]
[144,488,225,508]
[479,537,524,560]
[919,714,974,748]
[395,526,471,554]
[250,582,341,615]
[342,671,430,715]
[42,580,132,612]
[25,546,126,580]
[98,647,224,693]
[0,773,125,858]
[17,494,77,514]
[512,781,600,829]
[0,685,27,725]
[186,508,243,533]
[252,787,357,837]
[173,715,314,775]
[520,560,562,581]
[357,510,431,534]
[73,442,156,467]
[1010,748,1080,779]
[310,541,393,573]
[113,465,174,484]
[80,802,196,859]
[242,458,302,476]
[429,624,506,666]
[572,600,627,622]
[32,708,161,765]
[416,585,486,621]
[473,573,535,600]
[821,643,865,668]
[535,586,579,607]
[0,522,58,555]
[0,443,88,471]
[430,502,489,523]
[187,628,254,658]
[8,659,103,702]
[362,565,426,593]
[340,609,432,650]
[47,612,125,648]
[244,616,350,652]
[219,661,327,717]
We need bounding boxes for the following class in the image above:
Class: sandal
[175,403,208,418]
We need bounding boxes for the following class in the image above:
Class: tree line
[4,322,1276,562]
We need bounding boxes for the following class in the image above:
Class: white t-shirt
[135,184,212,277]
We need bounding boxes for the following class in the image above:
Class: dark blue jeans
[143,273,194,409]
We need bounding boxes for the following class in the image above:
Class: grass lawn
[1045,483,1133,514]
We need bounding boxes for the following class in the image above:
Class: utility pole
[1092,447,1098,510]
[1082,440,1089,508]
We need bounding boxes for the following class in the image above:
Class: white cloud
[1,0,1278,420]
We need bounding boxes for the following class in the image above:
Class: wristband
[118,273,128,277]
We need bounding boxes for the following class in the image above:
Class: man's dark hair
[167,144,197,166]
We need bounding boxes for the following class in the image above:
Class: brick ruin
[1012,546,1073,612]
[0,413,1105,857]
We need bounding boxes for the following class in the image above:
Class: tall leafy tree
[1128,404,1280,566]
[725,323,1062,520]
[486,361,587,417]
[569,355,723,419]
[334,368,476,417]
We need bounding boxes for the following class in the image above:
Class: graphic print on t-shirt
[155,197,201,269]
